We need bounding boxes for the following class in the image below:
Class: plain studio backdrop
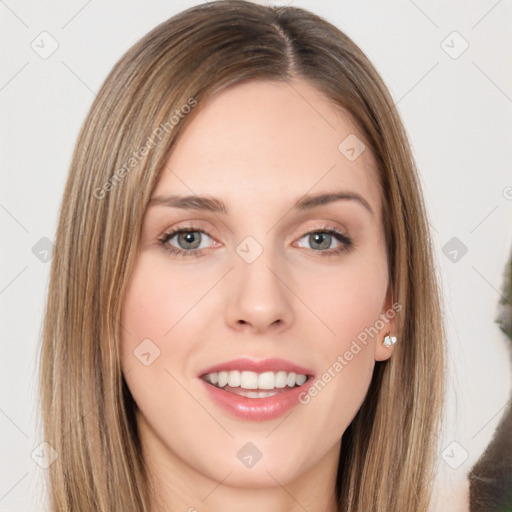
[1,1,511,510]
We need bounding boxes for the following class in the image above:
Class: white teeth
[227,370,240,387]
[258,371,274,389]
[243,390,278,398]
[275,371,288,388]
[218,371,228,388]
[296,374,307,386]
[203,370,309,390]
[240,371,258,389]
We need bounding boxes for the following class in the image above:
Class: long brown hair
[39,1,445,510]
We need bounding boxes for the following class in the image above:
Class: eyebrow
[148,190,373,216]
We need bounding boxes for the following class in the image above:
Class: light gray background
[1,1,511,510]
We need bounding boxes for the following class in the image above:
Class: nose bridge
[225,233,294,332]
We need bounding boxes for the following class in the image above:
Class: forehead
[154,79,382,219]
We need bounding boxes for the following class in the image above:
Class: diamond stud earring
[383,331,397,348]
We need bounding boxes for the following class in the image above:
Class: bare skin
[120,79,396,512]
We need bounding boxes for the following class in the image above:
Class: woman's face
[120,79,395,496]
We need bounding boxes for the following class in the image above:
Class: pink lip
[199,378,315,421]
[198,357,314,377]
[198,357,316,422]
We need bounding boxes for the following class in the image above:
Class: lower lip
[199,378,314,421]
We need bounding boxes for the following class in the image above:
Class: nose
[224,250,294,335]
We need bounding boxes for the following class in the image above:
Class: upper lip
[198,357,315,378]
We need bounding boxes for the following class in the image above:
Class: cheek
[284,256,386,432]
[295,256,388,348]
[119,252,226,399]
[119,255,209,458]
[119,254,195,402]
[296,293,379,444]
[120,253,211,356]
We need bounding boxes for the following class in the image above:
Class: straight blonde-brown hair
[39,1,445,510]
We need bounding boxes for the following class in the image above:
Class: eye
[157,225,353,258]
[158,227,217,257]
[295,227,353,255]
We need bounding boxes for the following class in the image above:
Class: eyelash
[157,225,354,258]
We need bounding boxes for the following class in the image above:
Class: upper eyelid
[160,226,215,243]
[161,225,347,236]
[160,218,349,235]
[165,226,210,235]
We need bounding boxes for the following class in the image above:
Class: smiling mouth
[201,370,311,398]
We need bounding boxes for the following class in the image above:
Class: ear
[374,288,398,362]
